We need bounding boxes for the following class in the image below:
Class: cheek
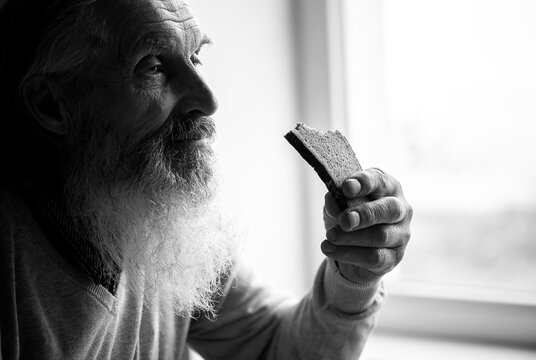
[97,87,175,147]
[128,96,170,142]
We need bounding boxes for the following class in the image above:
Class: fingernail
[343,179,361,198]
[322,241,337,253]
[326,228,337,242]
[345,211,360,229]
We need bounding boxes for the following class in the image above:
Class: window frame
[295,0,536,348]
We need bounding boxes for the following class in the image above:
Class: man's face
[84,0,217,164]
[69,0,219,200]
[61,0,235,316]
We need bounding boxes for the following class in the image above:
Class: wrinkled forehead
[97,0,203,58]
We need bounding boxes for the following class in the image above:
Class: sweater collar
[19,179,121,295]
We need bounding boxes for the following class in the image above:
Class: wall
[190,0,309,296]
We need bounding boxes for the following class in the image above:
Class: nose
[176,69,218,118]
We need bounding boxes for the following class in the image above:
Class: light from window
[342,0,536,301]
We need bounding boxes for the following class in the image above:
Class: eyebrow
[196,35,212,51]
[130,32,212,59]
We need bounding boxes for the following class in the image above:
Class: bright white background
[191,0,536,358]
[344,0,536,296]
[343,0,536,357]
[191,0,315,297]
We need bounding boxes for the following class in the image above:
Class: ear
[21,75,71,137]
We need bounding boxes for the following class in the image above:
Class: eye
[135,55,166,77]
[147,64,165,74]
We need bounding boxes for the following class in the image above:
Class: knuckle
[372,167,402,196]
[379,249,398,273]
[395,179,403,193]
[374,226,390,247]
[377,171,389,189]
[389,198,405,221]
[406,203,414,221]
[403,227,411,243]
[371,167,385,174]
[359,205,376,227]
[393,247,405,266]
[367,248,404,274]
[359,171,374,193]
[370,167,387,181]
[372,167,388,187]
[367,249,385,270]
[380,168,399,187]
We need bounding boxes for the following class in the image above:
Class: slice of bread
[284,123,365,209]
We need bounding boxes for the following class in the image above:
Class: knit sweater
[0,186,384,359]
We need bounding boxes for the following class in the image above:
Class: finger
[339,196,408,231]
[323,207,339,230]
[324,192,342,218]
[321,241,405,274]
[342,168,401,199]
[326,223,410,248]
[341,178,361,199]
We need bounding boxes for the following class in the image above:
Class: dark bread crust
[284,123,365,209]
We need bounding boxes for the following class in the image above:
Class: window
[335,0,536,347]
[343,0,536,297]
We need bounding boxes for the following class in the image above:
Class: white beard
[87,183,238,317]
[63,115,239,317]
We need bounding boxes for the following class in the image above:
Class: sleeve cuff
[318,258,385,315]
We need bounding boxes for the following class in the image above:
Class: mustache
[161,114,216,145]
[170,116,217,142]
[122,113,216,178]
[132,113,216,153]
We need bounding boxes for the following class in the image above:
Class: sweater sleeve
[187,258,385,360]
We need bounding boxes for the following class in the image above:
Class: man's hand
[321,168,412,283]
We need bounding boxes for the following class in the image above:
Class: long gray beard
[63,116,237,317]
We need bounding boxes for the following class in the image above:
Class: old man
[0,0,412,359]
